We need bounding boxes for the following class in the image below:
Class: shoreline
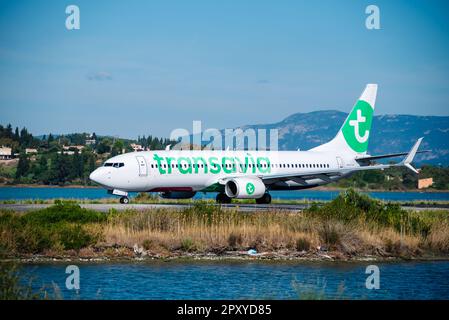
[2,193,448,266]
[6,251,449,264]
[0,184,100,189]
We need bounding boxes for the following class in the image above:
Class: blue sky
[1,0,449,138]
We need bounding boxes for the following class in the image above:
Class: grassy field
[1,189,449,261]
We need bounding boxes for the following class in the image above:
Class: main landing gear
[256,193,272,204]
[216,193,232,204]
[119,196,129,204]
[215,193,272,204]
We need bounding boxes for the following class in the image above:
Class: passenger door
[336,156,344,169]
[136,156,148,176]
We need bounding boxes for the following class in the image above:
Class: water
[21,261,449,300]
[1,187,449,202]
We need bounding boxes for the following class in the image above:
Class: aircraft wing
[260,164,391,184]
[355,150,430,162]
[218,163,400,186]
[217,138,424,186]
[261,138,424,184]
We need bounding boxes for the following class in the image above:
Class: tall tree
[15,153,30,179]
[87,155,96,183]
[14,127,20,141]
[5,124,13,139]
[72,150,84,179]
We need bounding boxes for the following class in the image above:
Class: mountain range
[235,110,449,165]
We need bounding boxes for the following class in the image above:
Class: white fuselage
[89,149,357,193]
[88,84,423,201]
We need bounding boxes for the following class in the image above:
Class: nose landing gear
[108,189,130,204]
[119,196,129,204]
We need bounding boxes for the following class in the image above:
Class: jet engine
[224,177,266,199]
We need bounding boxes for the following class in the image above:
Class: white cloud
[87,71,112,81]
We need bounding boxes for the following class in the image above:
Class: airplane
[89,84,427,204]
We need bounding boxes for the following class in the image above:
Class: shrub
[180,238,196,252]
[295,238,311,251]
[22,201,106,224]
[227,232,242,249]
[307,189,431,237]
[181,201,222,226]
[57,223,97,250]
[0,203,104,254]
[134,192,155,202]
[318,223,341,248]
[142,239,153,250]
[0,261,41,300]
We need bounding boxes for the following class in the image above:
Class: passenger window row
[149,163,330,169]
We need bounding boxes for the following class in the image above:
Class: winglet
[401,137,423,174]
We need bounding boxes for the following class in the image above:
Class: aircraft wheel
[216,193,232,204]
[256,193,271,204]
[120,196,130,204]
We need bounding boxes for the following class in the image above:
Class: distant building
[130,143,144,152]
[0,146,12,160]
[58,150,75,155]
[418,178,433,189]
[25,148,38,154]
[85,139,96,146]
[63,145,84,151]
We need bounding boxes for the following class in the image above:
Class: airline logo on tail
[341,100,374,153]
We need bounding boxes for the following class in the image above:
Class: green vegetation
[333,165,449,190]
[0,202,104,254]
[0,260,41,300]
[0,191,448,260]
[0,125,36,152]
[308,189,431,236]
[0,249,65,300]
[1,123,449,189]
[0,123,175,185]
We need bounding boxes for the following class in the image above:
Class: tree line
[15,150,96,185]
[1,123,175,185]
[333,165,449,190]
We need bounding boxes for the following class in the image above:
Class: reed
[1,191,449,259]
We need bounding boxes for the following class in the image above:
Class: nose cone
[89,168,107,185]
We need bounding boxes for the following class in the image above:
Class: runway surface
[0,203,447,213]
[0,203,309,212]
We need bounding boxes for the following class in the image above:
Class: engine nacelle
[224,177,266,199]
[159,191,197,199]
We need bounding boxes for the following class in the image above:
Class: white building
[63,145,85,151]
[85,139,96,145]
[0,146,12,160]
[25,148,38,154]
[130,143,144,152]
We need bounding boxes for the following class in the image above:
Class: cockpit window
[104,162,124,168]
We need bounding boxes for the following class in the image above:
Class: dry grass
[2,193,449,259]
[98,202,449,258]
